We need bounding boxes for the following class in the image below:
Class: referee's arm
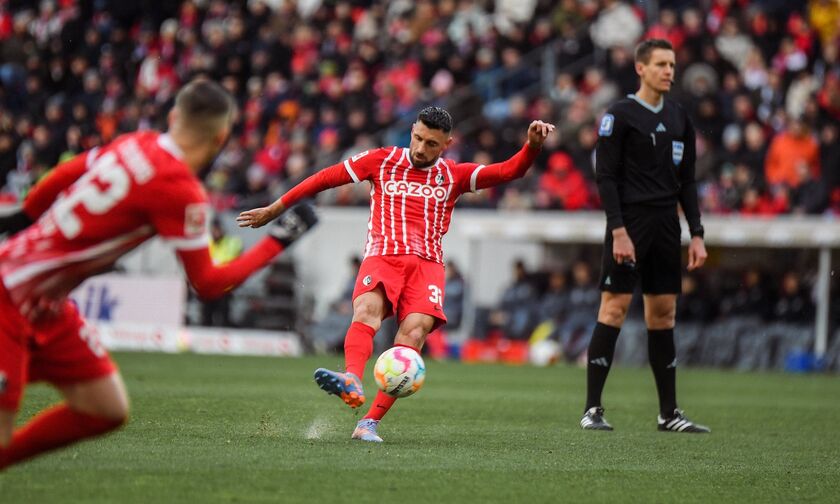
[677,119,703,238]
[594,113,626,232]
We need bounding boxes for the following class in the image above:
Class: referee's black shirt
[594,94,702,236]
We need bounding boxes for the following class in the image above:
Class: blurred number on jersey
[52,152,130,239]
[428,284,442,305]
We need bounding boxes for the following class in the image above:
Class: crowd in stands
[1,0,838,216]
[481,258,821,363]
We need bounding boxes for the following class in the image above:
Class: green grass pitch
[1,352,838,503]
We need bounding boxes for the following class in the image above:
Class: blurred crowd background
[1,0,839,215]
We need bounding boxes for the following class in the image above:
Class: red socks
[363,344,419,422]
[344,321,377,378]
[0,404,125,470]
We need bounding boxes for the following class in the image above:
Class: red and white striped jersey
[343,147,484,264]
[0,131,210,315]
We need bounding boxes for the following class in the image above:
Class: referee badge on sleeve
[672,141,684,166]
[598,114,614,137]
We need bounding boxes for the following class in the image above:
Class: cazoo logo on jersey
[384,180,448,201]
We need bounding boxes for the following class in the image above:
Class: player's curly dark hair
[417,106,453,134]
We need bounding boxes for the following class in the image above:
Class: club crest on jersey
[384,180,448,201]
[672,141,684,165]
[435,173,445,185]
[598,114,614,137]
[363,275,372,286]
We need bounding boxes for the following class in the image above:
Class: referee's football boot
[313,368,366,408]
[657,409,711,433]
[580,406,613,431]
[351,418,383,443]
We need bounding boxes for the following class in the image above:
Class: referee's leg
[643,294,678,417]
[583,293,631,413]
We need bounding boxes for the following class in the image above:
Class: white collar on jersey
[628,93,664,114]
[158,133,185,161]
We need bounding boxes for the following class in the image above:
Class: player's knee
[646,304,676,328]
[352,302,383,329]
[647,311,675,329]
[106,398,130,425]
[599,302,628,326]
[83,395,130,425]
[397,326,427,348]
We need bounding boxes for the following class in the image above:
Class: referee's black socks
[648,328,678,417]
[585,322,621,411]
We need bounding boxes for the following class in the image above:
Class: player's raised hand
[236,205,278,228]
[527,120,556,149]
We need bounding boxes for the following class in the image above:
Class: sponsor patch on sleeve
[598,114,614,137]
[184,203,209,237]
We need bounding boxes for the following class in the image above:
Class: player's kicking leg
[313,368,366,408]
[313,289,388,409]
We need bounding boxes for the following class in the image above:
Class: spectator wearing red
[644,9,685,51]
[536,152,591,210]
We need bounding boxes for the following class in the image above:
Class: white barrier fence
[93,322,303,357]
[70,274,186,326]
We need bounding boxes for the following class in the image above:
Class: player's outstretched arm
[467,120,555,192]
[181,204,318,300]
[19,150,95,224]
[0,151,95,237]
[236,161,355,228]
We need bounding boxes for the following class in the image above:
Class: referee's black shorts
[599,203,682,295]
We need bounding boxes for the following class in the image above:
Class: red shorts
[0,285,116,411]
[352,255,447,330]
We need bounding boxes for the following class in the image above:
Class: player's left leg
[0,305,127,470]
[0,373,128,470]
[353,312,436,443]
[644,294,710,433]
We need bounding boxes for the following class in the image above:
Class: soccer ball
[373,346,426,398]
[529,339,562,367]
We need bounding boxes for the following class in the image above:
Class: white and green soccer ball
[374,346,426,398]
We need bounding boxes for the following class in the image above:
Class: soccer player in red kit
[237,107,554,442]
[0,80,317,470]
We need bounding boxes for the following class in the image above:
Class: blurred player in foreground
[0,80,317,470]
[238,107,554,442]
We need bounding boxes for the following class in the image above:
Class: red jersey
[281,144,539,264]
[0,132,210,314]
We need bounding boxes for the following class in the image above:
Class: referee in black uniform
[580,39,710,433]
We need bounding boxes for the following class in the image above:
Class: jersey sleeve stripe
[469,165,486,192]
[165,234,210,251]
[344,159,361,183]
[85,147,100,169]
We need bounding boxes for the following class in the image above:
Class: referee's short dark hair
[417,106,453,134]
[635,39,674,64]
